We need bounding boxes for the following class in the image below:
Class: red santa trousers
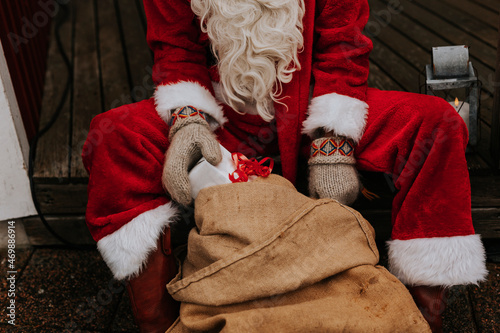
[83,88,486,286]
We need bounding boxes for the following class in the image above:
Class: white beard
[191,0,305,121]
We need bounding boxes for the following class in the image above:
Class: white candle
[449,98,469,133]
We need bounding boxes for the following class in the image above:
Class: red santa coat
[83,0,487,286]
[85,0,372,280]
[149,0,372,183]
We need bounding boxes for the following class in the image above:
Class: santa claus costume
[82,0,487,332]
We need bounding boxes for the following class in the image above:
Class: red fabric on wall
[0,0,51,142]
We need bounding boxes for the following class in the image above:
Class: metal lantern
[424,45,480,147]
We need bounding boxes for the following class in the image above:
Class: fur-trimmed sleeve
[303,0,372,142]
[144,0,226,126]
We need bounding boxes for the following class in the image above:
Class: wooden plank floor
[33,0,500,238]
[35,0,499,182]
[34,0,153,183]
[367,0,500,167]
[35,0,499,184]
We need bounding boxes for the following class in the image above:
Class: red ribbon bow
[229,153,274,183]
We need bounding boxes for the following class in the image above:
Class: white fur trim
[387,235,488,287]
[302,93,368,142]
[155,81,227,129]
[97,203,179,280]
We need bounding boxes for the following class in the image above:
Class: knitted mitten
[308,136,360,205]
[163,106,222,206]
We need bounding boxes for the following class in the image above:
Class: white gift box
[189,145,236,199]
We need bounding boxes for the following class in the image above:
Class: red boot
[126,228,179,333]
[408,285,448,333]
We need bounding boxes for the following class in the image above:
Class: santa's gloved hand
[162,106,222,206]
[308,136,360,205]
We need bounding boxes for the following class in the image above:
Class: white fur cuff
[97,203,179,280]
[387,234,488,287]
[302,93,368,142]
[155,81,227,129]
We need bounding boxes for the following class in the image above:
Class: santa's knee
[407,95,468,151]
[82,98,168,161]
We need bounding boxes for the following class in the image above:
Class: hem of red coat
[387,234,488,287]
[96,202,179,280]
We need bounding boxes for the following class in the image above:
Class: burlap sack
[166,175,430,332]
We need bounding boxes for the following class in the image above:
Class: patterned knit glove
[162,106,222,206]
[308,136,360,205]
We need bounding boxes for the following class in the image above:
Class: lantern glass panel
[423,63,480,148]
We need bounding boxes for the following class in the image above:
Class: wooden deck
[34,0,152,183]
[367,0,499,169]
[32,0,500,238]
